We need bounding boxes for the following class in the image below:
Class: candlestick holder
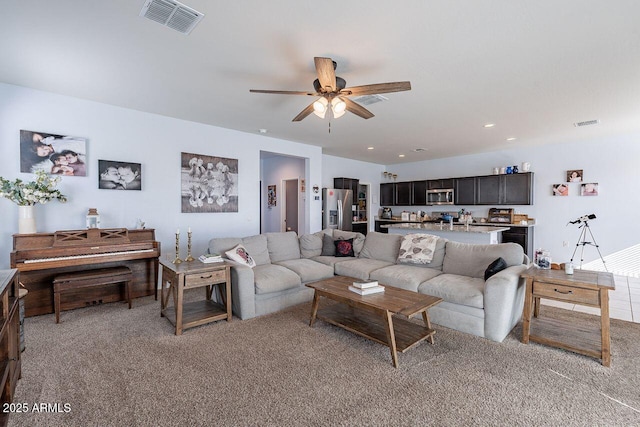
[185,231,195,262]
[172,232,183,264]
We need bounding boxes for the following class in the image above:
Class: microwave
[426,188,454,205]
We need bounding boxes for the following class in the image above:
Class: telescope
[569,214,596,225]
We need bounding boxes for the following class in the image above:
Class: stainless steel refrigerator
[322,188,353,231]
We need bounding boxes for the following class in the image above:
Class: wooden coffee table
[306,276,442,368]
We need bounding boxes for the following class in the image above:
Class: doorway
[283,178,298,234]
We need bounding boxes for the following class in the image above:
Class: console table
[520,266,614,366]
[159,259,231,335]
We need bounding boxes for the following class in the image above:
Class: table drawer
[184,269,226,288]
[533,281,599,305]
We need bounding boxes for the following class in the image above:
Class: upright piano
[10,228,160,317]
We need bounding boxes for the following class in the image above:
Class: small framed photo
[581,183,598,196]
[552,183,568,196]
[98,160,142,190]
[567,169,583,182]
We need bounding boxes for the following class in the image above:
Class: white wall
[321,155,385,231]
[0,83,324,269]
[388,135,639,265]
[261,155,306,233]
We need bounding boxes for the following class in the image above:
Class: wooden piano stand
[52,266,133,323]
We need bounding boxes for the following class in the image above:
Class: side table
[159,259,231,335]
[520,266,614,366]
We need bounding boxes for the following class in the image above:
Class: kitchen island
[382,223,510,244]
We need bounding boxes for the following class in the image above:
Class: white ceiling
[2,1,639,165]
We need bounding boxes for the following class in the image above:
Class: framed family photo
[566,169,583,183]
[20,129,87,176]
[181,152,238,213]
[98,160,142,190]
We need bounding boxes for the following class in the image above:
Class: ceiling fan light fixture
[331,97,346,114]
[313,97,328,113]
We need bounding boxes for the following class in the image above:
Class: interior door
[284,179,298,234]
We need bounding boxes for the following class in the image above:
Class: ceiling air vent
[139,0,204,35]
[352,94,388,106]
[574,119,599,127]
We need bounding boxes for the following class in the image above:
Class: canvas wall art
[20,129,87,176]
[98,160,142,190]
[181,152,238,213]
[552,183,568,196]
[581,183,599,196]
[267,185,276,208]
[567,169,583,182]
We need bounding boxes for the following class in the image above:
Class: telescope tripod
[570,221,607,271]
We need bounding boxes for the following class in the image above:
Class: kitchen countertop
[375,217,535,227]
[380,223,510,234]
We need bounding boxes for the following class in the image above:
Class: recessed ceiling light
[259,129,267,134]
[484,123,495,128]
[398,154,405,158]
[367,146,374,150]
[506,137,516,141]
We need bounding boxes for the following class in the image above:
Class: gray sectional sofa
[208,230,529,342]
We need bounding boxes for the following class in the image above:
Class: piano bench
[52,266,134,323]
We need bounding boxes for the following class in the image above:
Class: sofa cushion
[418,274,485,309]
[275,259,335,283]
[334,258,394,281]
[370,264,442,292]
[359,232,402,263]
[397,233,440,265]
[310,255,345,268]
[266,232,301,262]
[333,230,365,256]
[253,264,301,294]
[334,238,355,257]
[442,242,524,279]
[299,232,323,258]
[225,244,256,268]
[241,234,271,266]
[209,237,242,258]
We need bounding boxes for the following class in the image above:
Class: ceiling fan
[250,57,411,122]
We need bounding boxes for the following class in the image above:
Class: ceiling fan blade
[314,57,336,92]
[340,81,411,97]
[292,102,316,122]
[250,89,317,96]
[343,98,374,119]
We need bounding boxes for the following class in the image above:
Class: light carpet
[8,294,640,426]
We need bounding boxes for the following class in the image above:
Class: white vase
[18,205,36,234]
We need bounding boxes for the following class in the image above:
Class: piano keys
[11,228,160,317]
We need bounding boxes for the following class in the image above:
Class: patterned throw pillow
[225,244,256,268]
[397,233,439,265]
[334,238,355,257]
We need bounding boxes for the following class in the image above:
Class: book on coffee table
[351,280,379,289]
[348,285,385,295]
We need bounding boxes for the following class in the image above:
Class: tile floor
[541,274,640,323]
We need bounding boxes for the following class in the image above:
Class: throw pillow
[334,238,355,257]
[321,233,336,256]
[484,257,507,280]
[225,244,256,268]
[397,233,439,265]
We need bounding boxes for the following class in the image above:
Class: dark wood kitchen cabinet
[476,175,501,205]
[428,179,454,190]
[333,177,359,194]
[476,173,533,205]
[501,226,534,258]
[411,180,428,205]
[454,177,477,205]
[380,183,395,206]
[394,182,412,206]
